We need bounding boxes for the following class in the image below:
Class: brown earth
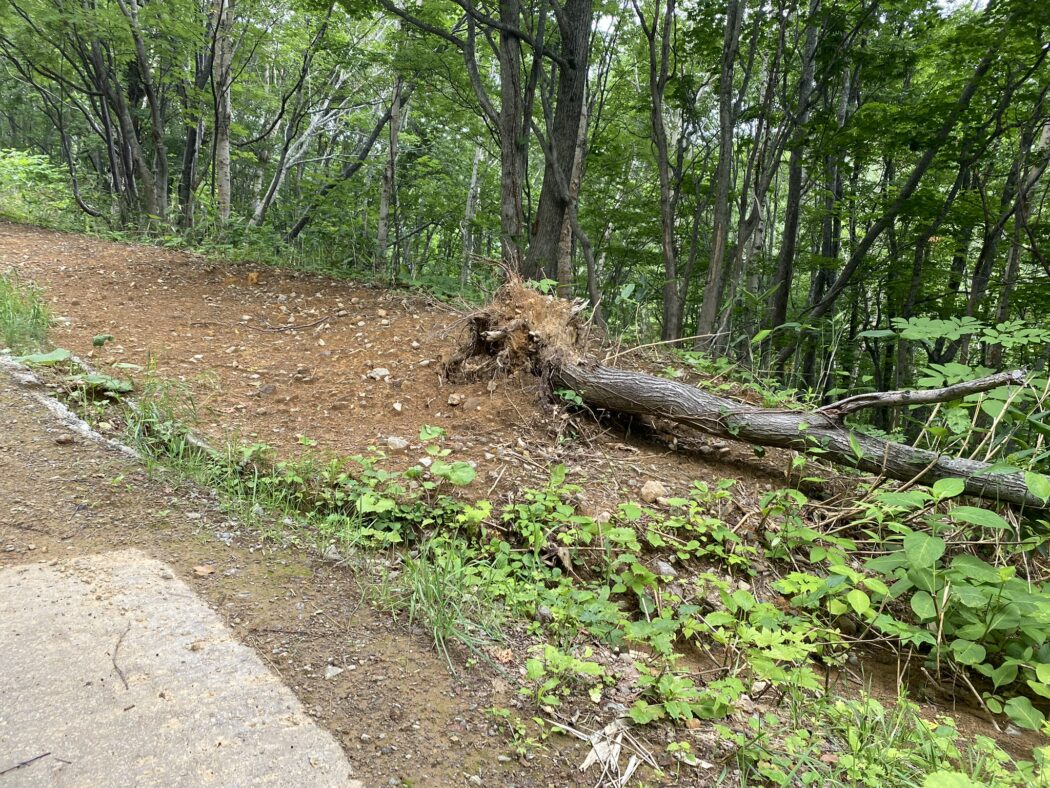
[0,221,785,514]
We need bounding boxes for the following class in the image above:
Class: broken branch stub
[447,282,1049,510]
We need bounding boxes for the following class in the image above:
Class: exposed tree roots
[447,281,1047,510]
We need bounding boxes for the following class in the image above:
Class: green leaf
[1025,472,1050,504]
[950,555,1000,583]
[431,459,476,486]
[910,590,937,621]
[903,532,945,567]
[1036,662,1050,684]
[949,639,985,666]
[950,506,1010,531]
[990,662,1018,688]
[923,773,978,788]
[1004,696,1045,730]
[628,701,664,725]
[931,477,965,500]
[13,347,71,366]
[846,589,870,615]
[750,329,771,345]
[418,424,445,441]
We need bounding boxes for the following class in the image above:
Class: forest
[2,0,1050,784]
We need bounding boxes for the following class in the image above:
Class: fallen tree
[446,282,1049,510]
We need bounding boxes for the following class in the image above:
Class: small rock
[653,560,677,578]
[393,402,403,413]
[447,393,465,406]
[377,309,388,318]
[467,777,482,786]
[54,435,75,446]
[387,436,409,451]
[322,545,343,562]
[535,605,553,624]
[324,665,344,680]
[640,480,668,503]
[368,367,391,380]
[411,341,421,349]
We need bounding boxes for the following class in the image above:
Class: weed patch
[0,270,49,353]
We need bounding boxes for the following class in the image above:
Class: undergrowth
[7,314,1050,784]
[0,269,49,352]
[50,369,1047,786]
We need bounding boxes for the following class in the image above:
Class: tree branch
[816,370,1026,421]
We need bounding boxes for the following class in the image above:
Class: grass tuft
[0,270,49,353]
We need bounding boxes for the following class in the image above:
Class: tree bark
[460,143,484,287]
[212,0,234,223]
[377,78,402,274]
[695,0,745,342]
[523,0,593,280]
[551,363,1044,509]
[450,287,1045,510]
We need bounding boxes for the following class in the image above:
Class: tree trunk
[461,143,484,287]
[523,0,592,280]
[449,287,1045,510]
[695,0,745,342]
[377,79,402,274]
[213,0,234,222]
[555,98,589,298]
[767,0,818,334]
[633,0,681,340]
[551,363,1043,508]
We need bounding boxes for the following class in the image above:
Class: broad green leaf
[14,347,71,366]
[950,555,1000,583]
[846,589,870,614]
[949,639,985,666]
[1036,662,1050,684]
[990,662,1018,688]
[1026,472,1050,504]
[950,506,1010,531]
[1027,680,1050,700]
[923,773,978,788]
[1004,696,1045,730]
[910,590,937,620]
[931,477,965,500]
[903,532,945,567]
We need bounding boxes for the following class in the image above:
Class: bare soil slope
[0,221,783,511]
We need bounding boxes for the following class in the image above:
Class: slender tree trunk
[696,0,745,343]
[523,0,593,280]
[554,98,589,297]
[768,0,819,334]
[461,144,484,287]
[213,0,234,222]
[497,1,527,273]
[377,79,402,273]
